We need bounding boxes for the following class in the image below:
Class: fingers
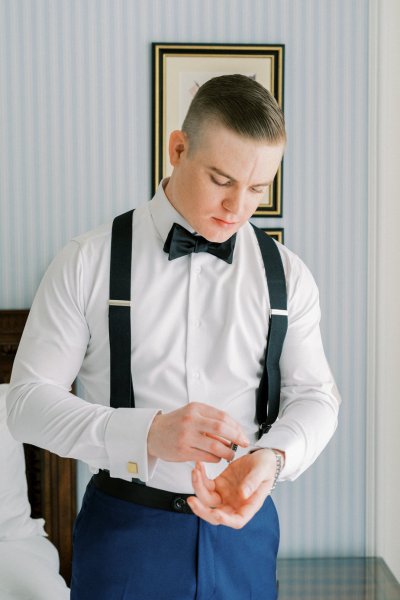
[187,494,257,529]
[147,401,249,463]
[191,464,221,507]
[187,496,226,525]
[199,411,249,449]
[188,479,271,529]
[196,461,215,492]
[192,433,236,462]
[193,407,249,462]
[187,450,222,463]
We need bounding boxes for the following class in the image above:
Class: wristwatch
[250,447,284,491]
[268,449,283,491]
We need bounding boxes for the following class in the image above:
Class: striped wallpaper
[0,0,369,557]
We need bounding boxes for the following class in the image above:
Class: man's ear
[168,130,189,167]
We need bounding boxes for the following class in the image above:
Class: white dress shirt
[7,181,340,493]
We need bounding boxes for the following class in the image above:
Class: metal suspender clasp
[108,300,132,307]
[269,308,288,317]
[258,423,272,439]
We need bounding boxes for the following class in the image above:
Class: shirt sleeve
[253,250,341,481]
[6,240,159,483]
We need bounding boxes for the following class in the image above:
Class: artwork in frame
[152,43,284,217]
[262,228,284,244]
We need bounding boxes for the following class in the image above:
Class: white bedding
[0,384,70,599]
[0,536,69,599]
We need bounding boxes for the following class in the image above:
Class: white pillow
[0,384,46,539]
[0,536,69,599]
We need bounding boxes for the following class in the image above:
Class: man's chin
[199,223,240,243]
[202,231,236,243]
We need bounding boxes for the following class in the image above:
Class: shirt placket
[186,253,206,402]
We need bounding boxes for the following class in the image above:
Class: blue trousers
[71,478,279,600]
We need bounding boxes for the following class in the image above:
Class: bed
[0,309,76,595]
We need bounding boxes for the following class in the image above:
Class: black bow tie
[163,223,236,264]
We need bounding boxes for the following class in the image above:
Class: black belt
[92,470,194,515]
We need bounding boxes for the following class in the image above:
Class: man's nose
[222,189,246,214]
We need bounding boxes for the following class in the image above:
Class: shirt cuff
[104,408,161,482]
[249,428,306,482]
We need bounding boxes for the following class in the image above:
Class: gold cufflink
[127,461,138,474]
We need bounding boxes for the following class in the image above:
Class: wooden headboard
[0,309,76,585]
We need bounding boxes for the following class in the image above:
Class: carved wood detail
[1,309,76,585]
[0,310,29,383]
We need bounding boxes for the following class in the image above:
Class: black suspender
[251,224,288,439]
[108,212,288,436]
[109,209,135,409]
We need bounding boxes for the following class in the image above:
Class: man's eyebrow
[207,166,272,187]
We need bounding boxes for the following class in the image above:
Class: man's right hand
[147,402,249,463]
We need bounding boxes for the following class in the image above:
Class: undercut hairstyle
[181,74,286,153]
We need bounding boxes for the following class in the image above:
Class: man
[7,74,340,599]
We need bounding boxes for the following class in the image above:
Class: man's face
[165,123,285,243]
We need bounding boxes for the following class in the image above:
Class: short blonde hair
[182,74,286,152]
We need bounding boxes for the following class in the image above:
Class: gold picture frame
[152,43,284,217]
[262,228,284,244]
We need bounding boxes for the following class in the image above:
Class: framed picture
[262,228,284,244]
[152,43,284,217]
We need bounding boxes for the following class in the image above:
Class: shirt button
[194,320,201,328]
[194,266,202,275]
[192,371,200,379]
[172,497,191,513]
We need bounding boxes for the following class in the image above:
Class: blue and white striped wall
[0,0,369,557]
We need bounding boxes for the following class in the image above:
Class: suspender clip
[258,422,272,439]
[108,299,132,307]
[269,308,288,317]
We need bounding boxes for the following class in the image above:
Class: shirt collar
[149,178,195,245]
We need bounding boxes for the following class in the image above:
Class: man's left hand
[187,448,282,529]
